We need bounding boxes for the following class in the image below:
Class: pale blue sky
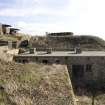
[0,0,105,39]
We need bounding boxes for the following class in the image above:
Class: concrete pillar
[29,48,37,54]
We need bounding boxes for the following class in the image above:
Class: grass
[0,35,20,41]
[30,35,105,51]
[0,34,30,42]
[0,61,75,105]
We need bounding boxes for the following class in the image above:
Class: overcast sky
[0,0,105,39]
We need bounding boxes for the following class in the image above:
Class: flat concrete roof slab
[15,51,105,57]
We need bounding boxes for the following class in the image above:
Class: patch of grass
[0,35,19,41]
[17,70,42,86]
[0,62,75,105]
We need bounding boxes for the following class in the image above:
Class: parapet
[74,47,82,54]
[46,48,52,54]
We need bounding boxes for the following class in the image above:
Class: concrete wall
[8,41,18,49]
[13,55,105,86]
[0,25,10,35]
[5,27,10,34]
[2,26,7,34]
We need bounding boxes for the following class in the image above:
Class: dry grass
[0,35,20,41]
[0,61,75,105]
[75,88,105,105]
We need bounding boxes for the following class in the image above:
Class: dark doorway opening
[72,65,84,87]
[55,60,60,64]
[72,65,84,78]
[42,60,48,64]
[23,59,28,64]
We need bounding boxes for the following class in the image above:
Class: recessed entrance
[71,65,84,87]
[72,65,84,78]
[42,60,48,64]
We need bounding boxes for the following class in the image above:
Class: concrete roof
[2,24,11,27]
[10,28,20,31]
[15,51,105,57]
[47,32,74,37]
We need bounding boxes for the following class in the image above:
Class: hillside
[0,61,76,105]
[0,35,22,41]
[0,33,31,41]
[69,35,105,50]
[30,35,105,51]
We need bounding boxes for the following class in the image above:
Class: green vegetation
[0,33,31,42]
[0,35,20,41]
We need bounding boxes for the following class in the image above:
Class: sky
[0,0,105,39]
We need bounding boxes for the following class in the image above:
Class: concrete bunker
[13,51,105,88]
[2,24,11,34]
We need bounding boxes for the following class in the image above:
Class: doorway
[72,64,84,86]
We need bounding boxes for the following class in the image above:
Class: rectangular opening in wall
[55,59,60,64]
[86,64,92,72]
[23,59,28,64]
[71,64,85,87]
[72,65,84,79]
[42,60,48,64]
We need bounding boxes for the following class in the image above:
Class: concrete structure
[13,50,105,87]
[10,28,20,35]
[47,32,74,37]
[45,32,105,51]
[0,23,20,35]
[0,24,11,35]
[8,41,18,49]
[29,48,37,54]
[31,32,105,51]
[2,24,11,34]
[46,32,74,51]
